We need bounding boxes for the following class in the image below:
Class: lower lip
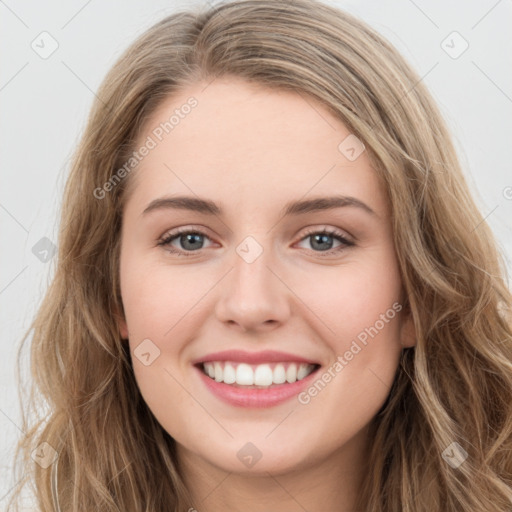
[195,365,320,408]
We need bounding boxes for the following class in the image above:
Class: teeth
[286,364,297,383]
[236,363,254,385]
[223,363,236,384]
[297,364,310,380]
[254,364,273,386]
[214,362,223,382]
[201,361,316,387]
[273,364,286,384]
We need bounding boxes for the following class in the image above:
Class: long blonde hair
[8,0,512,510]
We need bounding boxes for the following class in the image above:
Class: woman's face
[117,77,415,476]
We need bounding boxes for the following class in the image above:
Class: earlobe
[114,305,129,340]
[118,319,129,340]
[399,313,416,348]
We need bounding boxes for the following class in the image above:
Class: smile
[200,361,319,388]
[192,349,322,407]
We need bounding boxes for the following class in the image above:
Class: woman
[9,0,512,510]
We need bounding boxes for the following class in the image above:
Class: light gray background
[1,0,511,504]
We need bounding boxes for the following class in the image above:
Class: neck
[176,425,370,512]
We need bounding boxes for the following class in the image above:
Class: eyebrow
[142,195,377,217]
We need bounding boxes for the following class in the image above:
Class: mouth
[192,349,322,407]
[196,361,321,389]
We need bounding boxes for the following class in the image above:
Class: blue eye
[158,227,354,257]
[297,228,354,254]
[158,228,212,255]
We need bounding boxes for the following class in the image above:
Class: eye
[295,227,354,256]
[157,227,214,256]
[157,226,355,257]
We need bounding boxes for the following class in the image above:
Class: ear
[399,308,416,348]
[114,304,129,340]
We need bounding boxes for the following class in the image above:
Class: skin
[117,77,416,512]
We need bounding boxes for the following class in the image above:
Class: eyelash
[157,226,355,257]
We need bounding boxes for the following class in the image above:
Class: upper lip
[192,349,320,365]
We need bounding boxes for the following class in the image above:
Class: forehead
[125,77,388,217]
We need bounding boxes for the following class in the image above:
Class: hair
[8,0,512,510]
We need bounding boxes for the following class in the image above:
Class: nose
[214,242,291,333]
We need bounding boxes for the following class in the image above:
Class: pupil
[182,233,202,250]
[312,234,333,251]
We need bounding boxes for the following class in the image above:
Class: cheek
[122,259,198,437]
[298,255,403,344]
[294,254,404,393]
[120,253,198,340]
[120,255,208,408]
[294,260,404,423]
